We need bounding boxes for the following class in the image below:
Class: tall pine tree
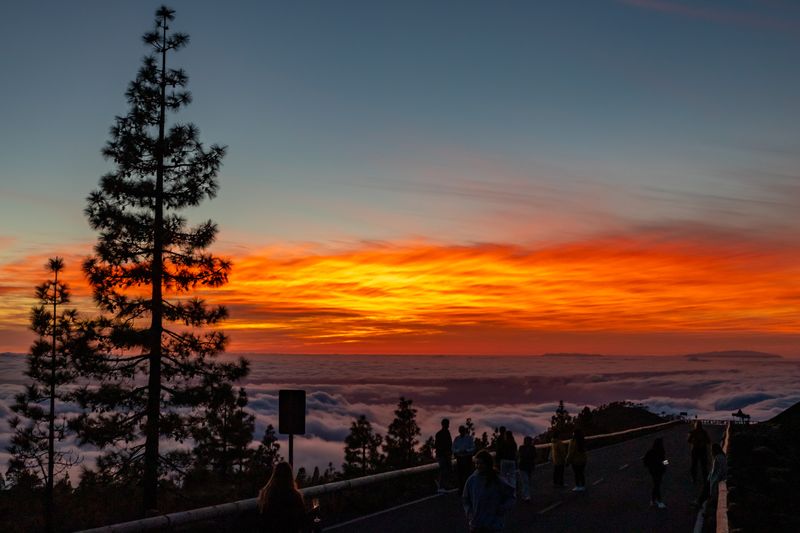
[74,6,247,512]
[7,258,84,532]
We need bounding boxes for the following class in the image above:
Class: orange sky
[2,225,800,355]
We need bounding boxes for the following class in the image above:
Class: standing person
[257,461,308,533]
[435,418,453,493]
[566,429,587,492]
[518,436,536,502]
[643,438,667,509]
[499,430,518,493]
[551,433,567,488]
[694,443,728,508]
[494,426,508,462]
[454,425,476,492]
[688,421,711,484]
[463,450,515,533]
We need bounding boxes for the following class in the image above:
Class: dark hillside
[727,401,800,533]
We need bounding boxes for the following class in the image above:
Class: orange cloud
[2,225,800,354]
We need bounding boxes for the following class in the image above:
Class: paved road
[327,424,723,533]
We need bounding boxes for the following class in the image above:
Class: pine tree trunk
[46,268,57,533]
[143,17,168,514]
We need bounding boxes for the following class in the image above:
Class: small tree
[383,397,421,468]
[575,406,593,432]
[464,417,476,438]
[7,258,86,532]
[248,424,283,480]
[343,415,384,476]
[551,400,573,435]
[475,431,490,451]
[191,386,255,476]
[75,6,247,512]
[419,436,435,463]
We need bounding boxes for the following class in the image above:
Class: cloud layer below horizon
[1,353,797,476]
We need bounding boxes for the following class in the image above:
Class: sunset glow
[3,226,799,355]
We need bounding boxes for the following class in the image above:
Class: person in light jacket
[463,450,515,533]
[454,425,476,491]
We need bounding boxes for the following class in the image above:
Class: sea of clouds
[1,353,798,478]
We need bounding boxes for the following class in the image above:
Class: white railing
[716,422,732,533]
[78,419,681,533]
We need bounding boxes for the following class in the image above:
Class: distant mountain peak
[684,350,782,359]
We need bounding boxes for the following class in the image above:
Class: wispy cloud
[619,0,800,34]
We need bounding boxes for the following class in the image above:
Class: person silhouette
[687,421,711,484]
[567,429,587,492]
[694,442,727,508]
[643,437,667,508]
[435,418,453,493]
[551,433,567,487]
[257,461,308,533]
[463,450,515,533]
[518,436,536,502]
[454,424,476,491]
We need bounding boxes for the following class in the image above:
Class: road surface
[326,423,722,533]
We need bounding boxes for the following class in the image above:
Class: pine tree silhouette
[8,258,86,532]
[74,5,247,513]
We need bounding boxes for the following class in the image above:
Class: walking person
[567,429,587,492]
[435,418,453,493]
[500,430,518,493]
[643,437,668,509]
[454,425,476,492]
[257,461,309,533]
[688,420,711,484]
[518,436,536,502]
[694,442,728,508]
[463,450,515,533]
[551,433,566,487]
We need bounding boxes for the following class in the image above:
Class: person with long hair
[257,461,308,533]
[463,450,515,533]
[643,437,667,508]
[694,442,728,508]
[566,428,587,492]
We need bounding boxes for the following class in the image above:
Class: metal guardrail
[716,422,732,533]
[78,419,682,533]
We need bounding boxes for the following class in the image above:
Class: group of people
[254,419,728,532]
[431,418,588,532]
[642,420,728,510]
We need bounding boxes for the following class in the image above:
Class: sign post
[279,389,306,468]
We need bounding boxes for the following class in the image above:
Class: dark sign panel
[279,389,306,435]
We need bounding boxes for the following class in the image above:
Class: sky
[2,0,800,355]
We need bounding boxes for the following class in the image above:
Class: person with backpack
[643,437,668,509]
